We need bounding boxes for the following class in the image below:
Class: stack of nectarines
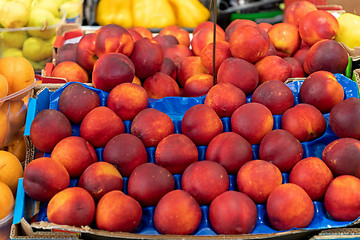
[23,1,360,236]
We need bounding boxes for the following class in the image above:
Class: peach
[281,103,326,142]
[181,104,223,146]
[160,57,177,80]
[299,10,339,46]
[0,150,23,196]
[79,106,125,148]
[177,56,207,88]
[155,134,198,174]
[183,73,214,97]
[206,132,253,174]
[143,72,180,99]
[163,44,194,67]
[200,41,231,76]
[284,0,317,27]
[217,57,259,95]
[224,19,258,42]
[322,138,360,178]
[54,43,78,66]
[258,22,273,32]
[191,27,226,56]
[133,26,153,39]
[330,97,360,139]
[130,108,174,147]
[266,183,314,231]
[268,22,300,57]
[255,55,292,84]
[47,187,96,227]
[30,109,72,153]
[0,181,14,220]
[154,189,201,235]
[159,25,190,47]
[132,75,142,85]
[51,61,89,83]
[153,34,179,51]
[0,99,27,136]
[58,83,100,124]
[289,157,333,201]
[76,33,97,72]
[293,46,310,67]
[128,162,175,207]
[237,160,282,203]
[204,82,247,118]
[95,24,134,58]
[193,21,225,36]
[23,157,70,202]
[107,82,149,121]
[130,37,164,79]
[103,133,147,177]
[209,191,257,234]
[259,129,303,172]
[283,57,305,78]
[126,28,142,42]
[251,80,294,115]
[51,136,98,178]
[231,102,274,145]
[304,40,349,74]
[264,43,277,57]
[96,190,142,232]
[78,161,124,201]
[324,175,360,221]
[300,71,344,113]
[92,52,135,92]
[181,160,229,205]
[229,25,270,63]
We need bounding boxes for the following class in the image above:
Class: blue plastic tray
[15,74,360,236]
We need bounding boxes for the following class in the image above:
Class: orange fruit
[1,134,27,163]
[0,181,14,220]
[0,74,8,99]
[0,150,23,196]
[0,100,27,136]
[0,112,10,147]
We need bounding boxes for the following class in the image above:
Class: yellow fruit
[1,134,27,164]
[335,13,360,49]
[0,181,14,220]
[0,100,27,136]
[0,74,8,99]
[0,150,24,196]
[0,112,10,147]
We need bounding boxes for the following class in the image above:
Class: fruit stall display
[7,0,360,239]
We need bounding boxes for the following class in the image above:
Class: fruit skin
[23,157,70,202]
[237,160,282,204]
[206,132,253,175]
[106,82,149,121]
[78,162,124,202]
[191,27,225,56]
[51,61,89,83]
[181,104,223,146]
[0,150,23,196]
[268,22,301,57]
[324,175,360,221]
[284,57,305,78]
[255,55,292,84]
[335,13,360,49]
[200,41,231,76]
[209,191,257,234]
[143,72,180,99]
[30,109,72,153]
[299,10,339,46]
[231,102,274,145]
[103,133,148,177]
[130,108,174,147]
[303,39,349,75]
[181,160,229,205]
[76,33,97,72]
[55,43,78,66]
[94,24,134,58]
[153,34,179,51]
[204,82,247,118]
[0,181,14,220]
[289,157,333,201]
[153,189,202,235]
[163,44,194,67]
[183,73,214,97]
[92,53,135,93]
[266,183,314,231]
[229,25,270,63]
[225,19,258,42]
[177,56,207,88]
[322,138,360,178]
[160,57,177,80]
[283,0,317,27]
[79,106,125,148]
[51,136,98,178]
[281,103,326,142]
[329,97,360,139]
[299,71,344,113]
[130,37,164,79]
[159,25,190,47]
[47,187,96,227]
[58,83,100,124]
[217,57,259,95]
[155,134,198,175]
[128,162,175,207]
[251,80,294,115]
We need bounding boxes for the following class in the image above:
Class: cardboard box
[11,75,360,240]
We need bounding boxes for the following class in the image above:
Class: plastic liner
[27,73,360,235]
